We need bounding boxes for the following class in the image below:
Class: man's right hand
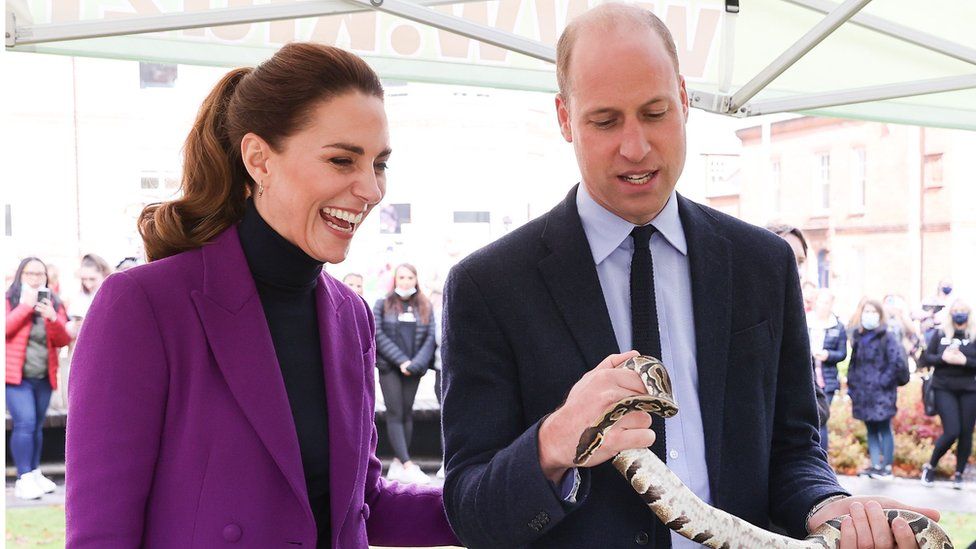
[537,350,655,483]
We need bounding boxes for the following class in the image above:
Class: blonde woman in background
[920,299,976,489]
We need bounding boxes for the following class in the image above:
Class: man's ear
[555,93,573,143]
[679,75,690,121]
[241,132,273,185]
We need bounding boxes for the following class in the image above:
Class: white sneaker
[30,469,57,494]
[14,476,44,500]
[386,460,404,482]
[402,464,431,485]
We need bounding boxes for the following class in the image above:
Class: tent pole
[8,0,471,46]
[727,0,872,113]
[743,74,976,115]
[783,0,976,66]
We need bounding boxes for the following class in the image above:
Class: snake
[573,355,955,549]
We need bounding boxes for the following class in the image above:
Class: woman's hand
[942,348,966,366]
[400,360,412,375]
[35,299,58,322]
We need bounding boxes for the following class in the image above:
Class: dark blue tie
[630,224,671,549]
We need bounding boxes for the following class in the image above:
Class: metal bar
[783,0,976,66]
[343,0,555,63]
[727,0,872,113]
[5,11,15,47]
[10,0,469,46]
[687,89,730,113]
[743,74,976,116]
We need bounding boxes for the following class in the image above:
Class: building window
[379,203,411,234]
[4,204,11,237]
[140,176,160,190]
[703,154,740,197]
[851,148,866,211]
[817,249,830,288]
[454,211,491,223]
[814,152,830,210]
[923,153,943,188]
[770,159,782,213]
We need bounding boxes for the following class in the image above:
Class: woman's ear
[241,132,273,186]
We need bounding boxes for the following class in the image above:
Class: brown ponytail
[138,43,384,262]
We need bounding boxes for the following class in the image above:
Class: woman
[920,299,976,490]
[373,263,436,485]
[66,43,457,548]
[6,257,71,500]
[846,298,905,479]
[806,288,847,452]
[65,253,112,339]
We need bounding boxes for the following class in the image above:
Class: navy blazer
[441,187,847,548]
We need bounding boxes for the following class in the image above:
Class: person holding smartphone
[5,256,71,500]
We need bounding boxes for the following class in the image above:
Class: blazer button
[223,524,243,542]
[635,531,649,545]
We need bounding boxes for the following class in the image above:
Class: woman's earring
[258,182,264,198]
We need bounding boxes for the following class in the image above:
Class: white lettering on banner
[33,0,720,78]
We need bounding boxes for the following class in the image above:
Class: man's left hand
[808,496,940,549]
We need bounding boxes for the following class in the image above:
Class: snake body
[574,355,954,549]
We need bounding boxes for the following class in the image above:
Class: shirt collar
[576,182,688,265]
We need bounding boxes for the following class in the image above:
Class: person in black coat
[440,5,935,548]
[846,298,906,479]
[373,263,436,485]
[920,299,976,490]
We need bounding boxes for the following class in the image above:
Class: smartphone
[36,288,51,303]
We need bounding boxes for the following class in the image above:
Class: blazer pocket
[729,320,774,382]
[731,319,771,342]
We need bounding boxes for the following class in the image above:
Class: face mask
[861,312,880,331]
[394,287,417,299]
[952,312,969,325]
[942,286,953,295]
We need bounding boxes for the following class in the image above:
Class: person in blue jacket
[846,298,906,478]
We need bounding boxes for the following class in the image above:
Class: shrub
[827,376,975,478]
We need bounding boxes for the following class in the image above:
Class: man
[441,4,937,548]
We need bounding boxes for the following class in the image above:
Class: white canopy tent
[6,0,976,129]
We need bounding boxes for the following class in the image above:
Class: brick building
[706,117,976,317]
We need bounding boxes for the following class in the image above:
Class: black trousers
[929,388,976,474]
[378,369,422,463]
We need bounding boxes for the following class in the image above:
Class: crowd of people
[770,224,975,490]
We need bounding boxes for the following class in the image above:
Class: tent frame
[6,0,976,119]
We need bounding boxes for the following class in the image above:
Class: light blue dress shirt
[576,183,712,548]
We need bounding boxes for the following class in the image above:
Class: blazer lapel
[190,228,313,524]
[537,186,620,374]
[678,195,732,499]
[316,276,366,541]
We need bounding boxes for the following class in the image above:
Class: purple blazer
[66,227,457,548]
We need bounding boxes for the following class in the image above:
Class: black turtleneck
[238,200,331,547]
